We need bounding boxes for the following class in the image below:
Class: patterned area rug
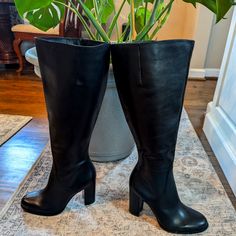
[0,114,32,146]
[0,110,236,236]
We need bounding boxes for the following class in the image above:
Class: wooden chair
[12,1,83,74]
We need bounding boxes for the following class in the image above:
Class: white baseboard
[205,68,220,77]
[189,69,205,79]
[203,102,236,196]
[189,68,220,78]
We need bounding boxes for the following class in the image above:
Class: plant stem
[93,0,99,20]
[150,2,172,39]
[68,0,98,40]
[115,18,120,39]
[110,0,120,39]
[108,0,126,38]
[144,1,148,25]
[115,8,120,39]
[136,0,161,40]
[53,0,96,40]
[149,0,161,25]
[118,22,130,42]
[136,0,174,41]
[130,0,137,41]
[75,0,110,42]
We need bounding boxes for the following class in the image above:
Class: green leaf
[183,0,234,22]
[216,0,234,22]
[85,0,94,10]
[14,0,52,17]
[24,0,65,31]
[135,7,151,33]
[84,0,115,24]
[14,0,65,31]
[98,0,115,23]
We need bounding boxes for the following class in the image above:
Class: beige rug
[0,114,32,146]
[0,110,236,235]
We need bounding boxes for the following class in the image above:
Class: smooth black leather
[21,38,110,216]
[111,40,208,234]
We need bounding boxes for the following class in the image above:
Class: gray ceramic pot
[25,47,135,162]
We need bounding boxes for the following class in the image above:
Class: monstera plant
[15,0,234,42]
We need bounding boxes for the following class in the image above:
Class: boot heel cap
[129,188,143,217]
[84,180,96,205]
[129,208,141,217]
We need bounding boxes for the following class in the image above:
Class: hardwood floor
[0,70,48,209]
[0,70,235,212]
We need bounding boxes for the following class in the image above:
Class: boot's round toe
[167,207,209,234]
[21,191,42,211]
[183,211,208,234]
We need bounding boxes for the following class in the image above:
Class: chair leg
[13,38,23,74]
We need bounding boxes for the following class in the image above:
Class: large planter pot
[25,47,135,162]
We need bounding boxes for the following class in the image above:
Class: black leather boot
[111,40,208,234]
[21,38,110,216]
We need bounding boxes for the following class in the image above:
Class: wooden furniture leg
[13,38,23,74]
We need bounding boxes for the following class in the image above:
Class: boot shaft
[36,37,110,166]
[111,40,194,156]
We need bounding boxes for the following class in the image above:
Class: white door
[203,7,236,196]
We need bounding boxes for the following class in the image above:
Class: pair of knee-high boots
[21,38,208,234]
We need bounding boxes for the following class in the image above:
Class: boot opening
[36,37,105,47]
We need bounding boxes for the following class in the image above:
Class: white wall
[190,5,213,69]
[189,6,232,78]
[205,9,233,69]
